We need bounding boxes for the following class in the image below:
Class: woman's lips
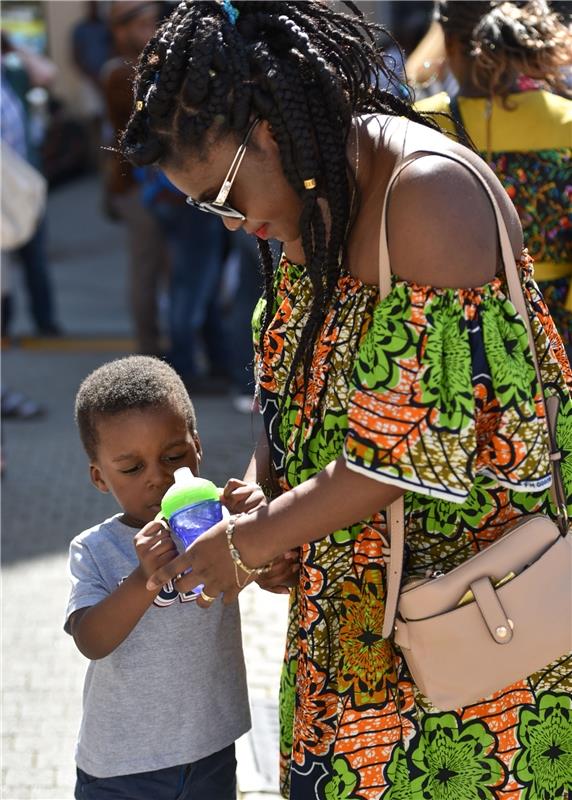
[254,224,269,239]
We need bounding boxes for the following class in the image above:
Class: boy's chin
[120,511,155,528]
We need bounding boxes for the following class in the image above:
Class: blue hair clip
[221,0,239,25]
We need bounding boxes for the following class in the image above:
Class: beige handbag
[378,149,572,712]
[1,140,47,251]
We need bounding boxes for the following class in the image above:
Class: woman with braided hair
[125,2,572,798]
[417,0,572,357]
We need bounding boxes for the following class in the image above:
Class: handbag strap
[379,148,567,640]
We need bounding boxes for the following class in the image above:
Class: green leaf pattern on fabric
[279,657,298,758]
[354,283,416,392]
[322,756,360,800]
[384,745,413,800]
[410,714,506,799]
[481,298,539,411]
[306,409,348,474]
[513,692,572,800]
[556,399,572,516]
[420,292,474,431]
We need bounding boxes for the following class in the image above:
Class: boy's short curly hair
[75,356,197,460]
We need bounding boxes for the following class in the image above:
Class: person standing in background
[101,1,167,357]
[141,154,263,401]
[71,1,113,167]
[417,0,571,357]
[143,168,233,395]
[1,33,62,338]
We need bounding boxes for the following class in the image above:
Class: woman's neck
[456,82,490,98]
[456,67,520,99]
[283,115,376,267]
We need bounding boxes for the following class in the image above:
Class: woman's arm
[237,457,403,565]
[243,429,271,487]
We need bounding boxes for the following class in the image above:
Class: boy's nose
[147,463,173,489]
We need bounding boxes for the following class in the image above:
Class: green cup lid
[161,467,219,519]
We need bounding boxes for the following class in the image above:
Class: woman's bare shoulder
[350,116,522,289]
[383,131,523,288]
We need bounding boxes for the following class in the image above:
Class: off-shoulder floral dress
[254,249,572,800]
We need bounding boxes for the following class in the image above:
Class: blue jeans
[74,743,237,799]
[14,215,59,333]
[153,202,231,380]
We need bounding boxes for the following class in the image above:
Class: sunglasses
[185,118,261,221]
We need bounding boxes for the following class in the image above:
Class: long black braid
[120,0,442,415]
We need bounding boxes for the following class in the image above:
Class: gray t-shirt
[65,514,251,778]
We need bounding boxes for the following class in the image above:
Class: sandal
[1,390,45,419]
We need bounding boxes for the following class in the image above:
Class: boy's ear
[90,463,110,494]
[193,433,203,462]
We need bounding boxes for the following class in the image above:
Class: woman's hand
[256,550,299,595]
[221,478,266,514]
[146,484,271,609]
[145,518,241,607]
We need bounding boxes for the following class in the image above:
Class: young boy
[65,356,252,799]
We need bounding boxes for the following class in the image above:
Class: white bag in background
[1,140,47,250]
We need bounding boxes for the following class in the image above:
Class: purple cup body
[168,499,223,594]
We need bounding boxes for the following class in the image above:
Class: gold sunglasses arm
[212,118,260,208]
[212,145,248,207]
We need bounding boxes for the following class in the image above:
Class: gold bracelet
[226,515,270,589]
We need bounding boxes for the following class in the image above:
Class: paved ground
[2,176,287,799]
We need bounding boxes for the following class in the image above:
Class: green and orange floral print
[254,252,572,799]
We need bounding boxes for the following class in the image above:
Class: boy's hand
[256,549,299,595]
[134,520,178,581]
[221,479,266,515]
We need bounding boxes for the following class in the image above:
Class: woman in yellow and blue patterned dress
[417,0,571,357]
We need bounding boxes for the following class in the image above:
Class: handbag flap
[398,515,561,621]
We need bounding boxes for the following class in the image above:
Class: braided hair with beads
[120,0,441,412]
